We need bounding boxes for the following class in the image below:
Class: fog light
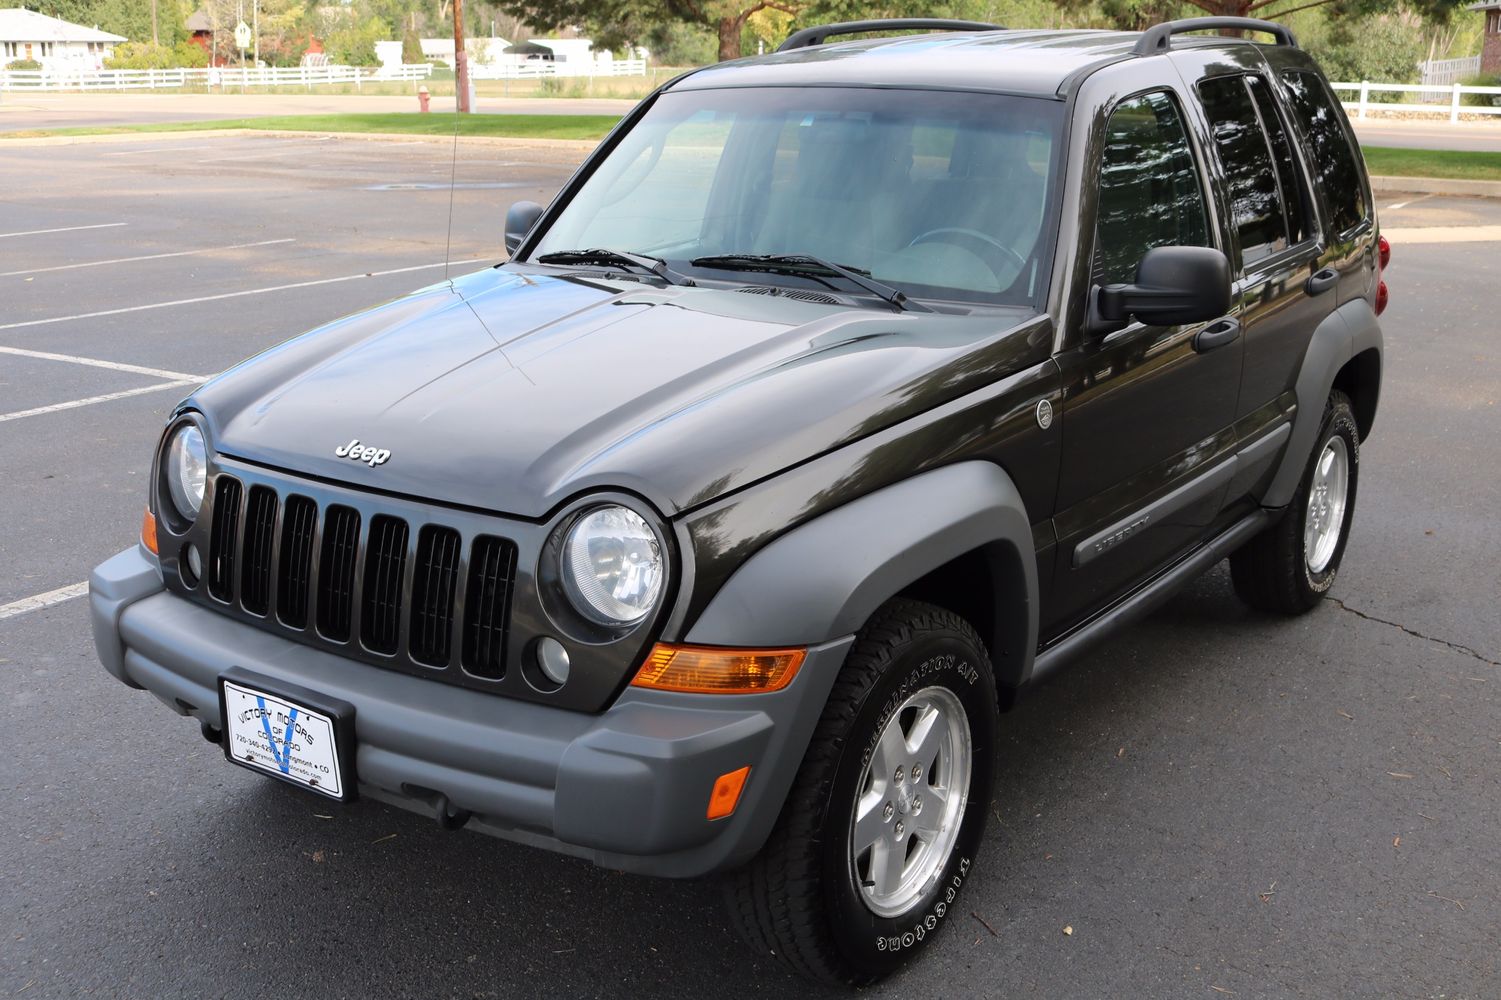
[537,637,570,686]
[184,543,203,583]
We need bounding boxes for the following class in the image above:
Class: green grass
[1362,146,1501,183]
[0,112,623,141]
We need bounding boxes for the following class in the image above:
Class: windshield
[529,86,1065,307]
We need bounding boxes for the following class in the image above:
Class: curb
[0,128,603,152]
[1370,174,1501,199]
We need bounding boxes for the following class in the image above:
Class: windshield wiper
[689,253,931,313]
[535,248,695,287]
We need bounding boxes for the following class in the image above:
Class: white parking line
[0,379,198,424]
[0,345,206,381]
[0,238,296,277]
[0,222,127,240]
[0,260,476,332]
[0,582,89,622]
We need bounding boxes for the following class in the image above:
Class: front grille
[200,473,518,689]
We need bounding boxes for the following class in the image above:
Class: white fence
[0,57,647,91]
[1332,80,1501,122]
[0,62,433,92]
[1419,55,1482,95]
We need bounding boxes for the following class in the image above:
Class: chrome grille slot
[240,485,278,616]
[360,514,408,655]
[316,504,361,642]
[276,495,317,629]
[410,525,461,667]
[463,535,516,680]
[208,476,242,603]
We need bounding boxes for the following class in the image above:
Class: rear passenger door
[1189,66,1336,498]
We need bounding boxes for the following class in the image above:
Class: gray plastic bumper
[89,546,852,878]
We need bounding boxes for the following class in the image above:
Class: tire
[1231,390,1360,614]
[724,599,999,986]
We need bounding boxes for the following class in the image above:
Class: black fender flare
[685,460,1039,688]
[1263,299,1383,509]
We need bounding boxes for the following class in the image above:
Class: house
[1471,1,1501,75]
[374,35,508,71]
[0,8,124,70]
[183,8,226,67]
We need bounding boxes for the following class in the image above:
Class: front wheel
[724,599,999,986]
[1231,390,1361,613]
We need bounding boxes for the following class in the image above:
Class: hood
[192,266,1050,518]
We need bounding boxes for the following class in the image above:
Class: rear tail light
[1375,234,1390,316]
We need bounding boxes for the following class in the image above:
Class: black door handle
[1194,317,1240,353]
[1305,267,1339,296]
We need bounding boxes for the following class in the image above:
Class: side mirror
[1093,246,1231,331]
[505,201,545,255]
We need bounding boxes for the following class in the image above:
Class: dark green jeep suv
[92,16,1386,985]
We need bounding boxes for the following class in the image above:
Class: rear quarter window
[1280,71,1368,237]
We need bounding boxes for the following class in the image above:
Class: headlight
[165,424,207,522]
[560,505,664,626]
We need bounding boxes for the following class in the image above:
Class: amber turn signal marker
[141,507,158,555]
[707,766,751,821]
[631,644,807,694]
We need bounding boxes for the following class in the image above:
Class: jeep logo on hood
[334,438,391,467]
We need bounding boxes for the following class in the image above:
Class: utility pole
[252,0,259,66]
[451,0,470,113]
[150,0,158,45]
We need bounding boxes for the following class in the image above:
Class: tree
[1059,0,1462,30]
[497,0,800,61]
[401,19,423,62]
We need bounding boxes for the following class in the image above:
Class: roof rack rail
[1133,16,1297,56]
[778,19,1004,53]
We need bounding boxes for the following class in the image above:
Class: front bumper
[91,545,852,878]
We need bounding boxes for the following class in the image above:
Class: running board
[1028,509,1273,686]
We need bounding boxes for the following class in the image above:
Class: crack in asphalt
[1325,597,1501,668]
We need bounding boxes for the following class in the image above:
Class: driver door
[1046,88,1243,636]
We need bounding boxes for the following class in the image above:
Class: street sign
[234,21,251,50]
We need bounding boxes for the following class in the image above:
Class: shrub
[104,41,176,69]
[1459,73,1501,108]
[5,58,42,70]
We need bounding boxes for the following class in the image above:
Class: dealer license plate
[219,672,352,800]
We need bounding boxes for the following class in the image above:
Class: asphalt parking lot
[2,137,1499,999]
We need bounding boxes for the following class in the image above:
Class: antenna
[444,0,471,282]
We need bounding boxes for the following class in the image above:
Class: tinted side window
[1199,75,1286,265]
[1246,75,1309,246]
[1094,91,1210,286]
[1281,70,1368,236]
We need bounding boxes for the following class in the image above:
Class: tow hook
[403,784,473,831]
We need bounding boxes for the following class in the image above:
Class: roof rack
[1133,16,1298,56]
[778,19,1004,53]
